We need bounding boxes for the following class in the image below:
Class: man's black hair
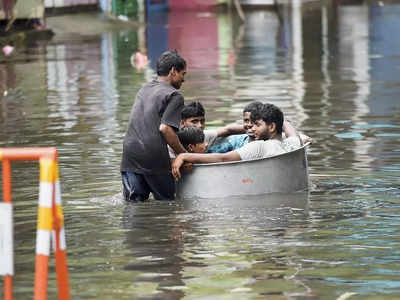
[156,50,186,76]
[181,101,205,120]
[177,126,205,150]
[243,101,263,115]
[250,103,284,134]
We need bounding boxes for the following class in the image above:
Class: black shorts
[121,171,175,201]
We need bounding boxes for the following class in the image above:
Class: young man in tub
[172,103,303,180]
[206,101,264,153]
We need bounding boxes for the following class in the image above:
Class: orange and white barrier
[0,147,70,300]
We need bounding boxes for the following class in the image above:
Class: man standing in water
[121,50,187,202]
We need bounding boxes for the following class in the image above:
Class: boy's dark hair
[243,101,263,115]
[177,126,205,150]
[156,50,186,76]
[181,101,205,120]
[250,103,284,134]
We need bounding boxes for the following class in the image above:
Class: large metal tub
[176,143,310,199]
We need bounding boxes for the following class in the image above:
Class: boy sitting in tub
[177,126,208,154]
[169,126,208,159]
[206,101,264,153]
[172,103,303,180]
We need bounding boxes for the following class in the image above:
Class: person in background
[120,50,187,202]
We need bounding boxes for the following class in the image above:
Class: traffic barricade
[0,147,70,300]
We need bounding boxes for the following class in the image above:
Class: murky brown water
[1,1,400,299]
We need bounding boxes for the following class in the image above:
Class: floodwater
[1,1,400,299]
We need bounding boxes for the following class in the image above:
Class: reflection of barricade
[0,147,70,300]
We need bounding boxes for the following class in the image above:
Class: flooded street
[1,1,400,299]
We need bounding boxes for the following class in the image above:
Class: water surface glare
[1,2,400,299]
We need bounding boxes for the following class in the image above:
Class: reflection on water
[1,1,400,299]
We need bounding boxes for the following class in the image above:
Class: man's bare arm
[282,120,298,138]
[159,124,186,155]
[283,121,313,144]
[172,151,241,179]
[216,123,245,137]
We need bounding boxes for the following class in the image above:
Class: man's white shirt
[235,136,301,161]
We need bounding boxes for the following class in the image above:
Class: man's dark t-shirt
[121,80,184,175]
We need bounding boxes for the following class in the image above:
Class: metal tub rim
[191,142,311,167]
